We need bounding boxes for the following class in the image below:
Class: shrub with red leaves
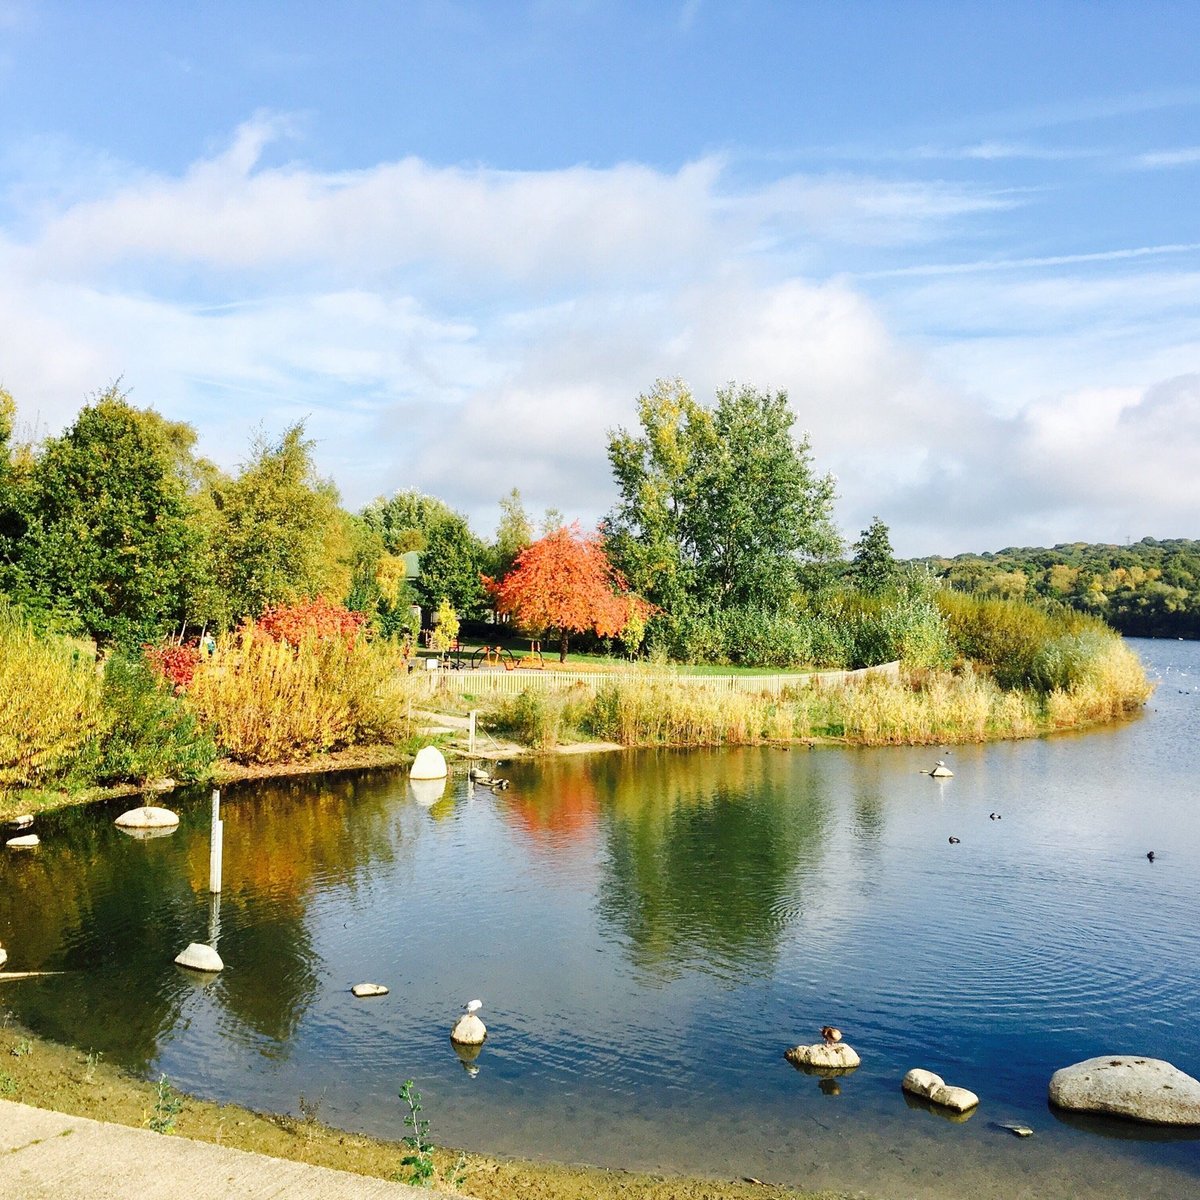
[144,643,202,692]
[256,596,367,647]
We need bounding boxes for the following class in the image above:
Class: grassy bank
[0,1021,848,1200]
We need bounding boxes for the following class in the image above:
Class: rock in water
[115,806,179,829]
[1049,1056,1200,1125]
[174,943,224,973]
[785,1042,861,1070]
[6,834,39,848]
[902,1068,945,1098]
[903,1069,980,1112]
[7,814,34,830]
[351,982,389,998]
[930,762,954,778]
[451,1013,487,1045]
[410,746,448,780]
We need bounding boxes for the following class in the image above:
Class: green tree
[490,487,534,579]
[20,387,200,645]
[606,379,838,629]
[203,423,343,627]
[849,516,897,595]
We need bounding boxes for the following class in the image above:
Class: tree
[491,487,534,580]
[203,423,344,627]
[493,524,649,661]
[606,379,838,624]
[849,517,897,595]
[20,386,200,645]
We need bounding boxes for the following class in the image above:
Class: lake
[2,637,1198,1198]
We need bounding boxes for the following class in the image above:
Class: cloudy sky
[1,1,1197,555]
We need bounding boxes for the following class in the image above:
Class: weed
[83,1049,103,1082]
[0,1070,17,1096]
[397,1079,435,1187]
[146,1073,184,1134]
[10,1037,31,1057]
[298,1091,323,1140]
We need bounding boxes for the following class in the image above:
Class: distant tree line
[916,538,1200,639]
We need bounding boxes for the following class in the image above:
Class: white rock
[410,746,448,780]
[351,982,389,998]
[174,942,224,972]
[0,945,7,969]
[902,1068,945,1098]
[115,806,179,829]
[930,764,954,778]
[1049,1055,1200,1125]
[451,1013,487,1045]
[8,814,34,829]
[785,1042,862,1070]
[6,834,39,848]
[928,1083,980,1112]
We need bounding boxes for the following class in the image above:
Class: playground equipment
[469,640,547,671]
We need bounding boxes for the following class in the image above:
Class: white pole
[469,709,477,757]
[209,789,223,894]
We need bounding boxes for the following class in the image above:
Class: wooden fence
[420,659,901,699]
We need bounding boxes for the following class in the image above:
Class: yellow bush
[0,606,102,786]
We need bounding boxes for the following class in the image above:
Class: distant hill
[913,537,1200,639]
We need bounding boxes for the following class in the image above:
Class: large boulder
[903,1068,980,1113]
[451,1013,487,1046]
[174,942,224,973]
[1049,1056,1200,1125]
[410,746,448,780]
[6,834,39,848]
[786,1042,861,1070]
[902,1068,944,1098]
[115,806,179,829]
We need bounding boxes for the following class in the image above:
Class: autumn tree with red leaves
[491,524,652,662]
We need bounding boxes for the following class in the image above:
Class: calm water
[3,638,1199,1199]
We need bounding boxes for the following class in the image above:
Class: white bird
[465,999,483,1015]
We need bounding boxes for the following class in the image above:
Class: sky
[0,1,1197,557]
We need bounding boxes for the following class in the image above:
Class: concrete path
[0,1100,448,1200]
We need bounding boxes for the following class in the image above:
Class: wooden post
[209,789,223,894]
[469,709,477,757]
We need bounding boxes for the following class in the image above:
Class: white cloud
[1133,146,1200,169]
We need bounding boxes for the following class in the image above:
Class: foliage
[849,516,897,595]
[257,596,367,646]
[398,1080,435,1188]
[493,523,652,661]
[0,602,102,787]
[919,536,1200,639]
[605,379,839,637]
[184,626,415,763]
[145,643,202,691]
[490,486,534,579]
[429,598,459,653]
[18,386,200,646]
[202,423,344,627]
[83,653,216,784]
[147,1073,184,1134]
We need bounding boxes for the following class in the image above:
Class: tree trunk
[559,630,569,662]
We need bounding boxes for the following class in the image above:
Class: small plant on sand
[298,1091,323,1141]
[398,1079,435,1186]
[147,1073,184,1134]
[10,1036,31,1057]
[0,1070,16,1096]
[83,1049,103,1082]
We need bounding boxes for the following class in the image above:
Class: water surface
[2,638,1199,1198]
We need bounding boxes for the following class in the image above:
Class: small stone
[930,762,954,778]
[902,1068,945,1099]
[6,834,39,848]
[0,945,7,970]
[115,806,179,829]
[451,1013,487,1046]
[410,746,448,780]
[1001,1123,1034,1137]
[1049,1055,1200,1125]
[174,942,224,972]
[351,982,389,998]
[7,814,34,829]
[785,1042,861,1070]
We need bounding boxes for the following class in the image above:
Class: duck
[948,836,961,844]
[1147,851,1156,862]
[820,1025,842,1045]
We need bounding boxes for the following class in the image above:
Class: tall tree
[203,423,343,627]
[20,386,200,645]
[849,516,897,595]
[606,379,838,620]
[493,524,648,661]
[491,487,534,580]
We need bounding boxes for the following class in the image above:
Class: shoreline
[0,1020,845,1200]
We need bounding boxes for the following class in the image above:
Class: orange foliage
[256,596,367,646]
[492,524,652,658]
[144,643,202,691]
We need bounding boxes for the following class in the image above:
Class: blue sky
[1,1,1198,555]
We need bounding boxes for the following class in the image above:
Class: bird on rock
[820,1025,843,1045]
[465,998,483,1015]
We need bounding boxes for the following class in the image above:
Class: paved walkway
[0,1100,448,1200]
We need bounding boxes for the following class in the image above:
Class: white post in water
[468,709,477,757]
[209,789,223,894]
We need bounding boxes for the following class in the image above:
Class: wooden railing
[419,659,901,699]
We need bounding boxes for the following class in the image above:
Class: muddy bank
[0,1021,849,1200]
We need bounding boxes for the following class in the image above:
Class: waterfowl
[820,1025,842,1045]
[948,836,961,844]
[1147,851,1156,862]
[989,812,1001,821]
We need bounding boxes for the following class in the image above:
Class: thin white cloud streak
[859,242,1200,279]
[1133,146,1200,168]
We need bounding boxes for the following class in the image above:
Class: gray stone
[1049,1055,1200,1125]
[785,1042,861,1070]
[174,942,224,972]
[6,834,39,848]
[902,1068,944,1098]
[451,1013,487,1046]
[115,805,179,829]
[351,983,389,998]
[929,1083,980,1112]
